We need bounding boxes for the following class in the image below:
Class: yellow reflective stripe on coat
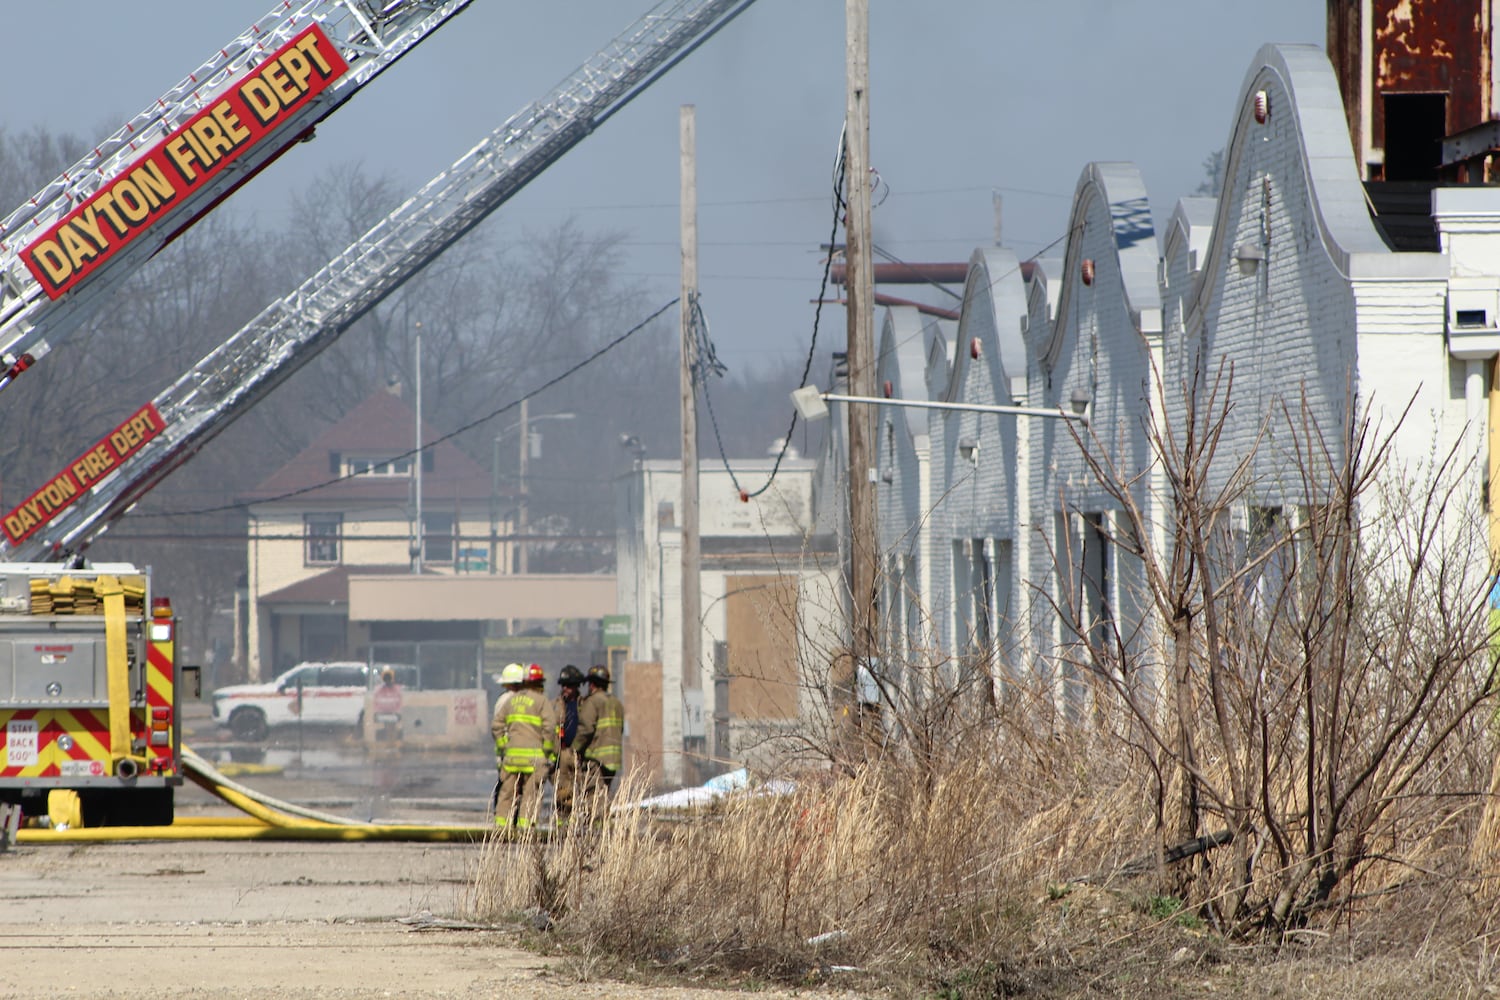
[505,713,543,726]
[503,746,549,772]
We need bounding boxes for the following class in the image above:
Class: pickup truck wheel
[229,707,268,742]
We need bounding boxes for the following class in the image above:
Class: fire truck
[0,0,755,825]
[0,564,184,826]
[0,0,470,827]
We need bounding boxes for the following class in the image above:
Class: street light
[791,379,1091,719]
[490,407,576,574]
[790,383,1090,424]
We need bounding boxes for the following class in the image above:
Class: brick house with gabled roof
[239,386,508,679]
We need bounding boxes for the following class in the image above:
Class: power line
[873,219,1087,369]
[502,182,1069,215]
[870,243,965,302]
[137,298,680,520]
[697,135,848,500]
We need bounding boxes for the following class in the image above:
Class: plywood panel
[726,575,799,720]
[621,660,662,791]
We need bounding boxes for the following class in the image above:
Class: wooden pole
[680,105,702,705]
[845,0,878,679]
[517,395,529,574]
[411,321,424,575]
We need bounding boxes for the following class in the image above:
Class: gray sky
[2,2,1324,374]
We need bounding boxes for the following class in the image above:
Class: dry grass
[463,691,1500,996]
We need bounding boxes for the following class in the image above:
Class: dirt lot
[0,838,855,999]
[0,707,858,1000]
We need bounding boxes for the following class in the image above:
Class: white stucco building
[615,458,839,787]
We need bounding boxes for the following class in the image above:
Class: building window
[423,512,455,564]
[305,514,342,565]
[1382,92,1446,182]
[345,455,413,477]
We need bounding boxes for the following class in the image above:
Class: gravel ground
[0,839,860,999]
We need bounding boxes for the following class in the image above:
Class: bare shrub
[1050,359,1500,934]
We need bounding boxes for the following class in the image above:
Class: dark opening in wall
[1383,92,1447,181]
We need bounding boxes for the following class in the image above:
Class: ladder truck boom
[0,0,471,392]
[0,0,758,564]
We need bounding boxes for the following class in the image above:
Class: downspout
[1013,383,1034,682]
[915,434,932,655]
[1490,357,1500,558]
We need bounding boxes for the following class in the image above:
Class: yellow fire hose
[16,746,497,844]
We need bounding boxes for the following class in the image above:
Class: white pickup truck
[211,661,410,741]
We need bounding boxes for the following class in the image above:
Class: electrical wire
[137,298,680,519]
[872,218,1086,370]
[501,182,1069,215]
[870,242,965,302]
[694,129,848,501]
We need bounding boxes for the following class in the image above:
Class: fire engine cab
[0,564,184,827]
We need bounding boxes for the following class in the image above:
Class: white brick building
[825,40,1500,701]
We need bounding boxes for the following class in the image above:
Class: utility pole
[517,395,529,574]
[844,0,878,680]
[489,433,500,575]
[680,104,702,707]
[411,320,424,575]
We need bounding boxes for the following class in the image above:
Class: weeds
[466,370,1500,994]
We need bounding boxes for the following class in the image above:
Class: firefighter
[488,662,526,816]
[574,664,625,810]
[493,663,557,830]
[550,664,586,827]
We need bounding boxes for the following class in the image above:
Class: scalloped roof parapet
[945,247,1030,404]
[1164,197,1217,274]
[1041,162,1162,369]
[925,318,954,397]
[877,305,931,440]
[1192,44,1445,302]
[1086,162,1162,330]
[971,247,1030,378]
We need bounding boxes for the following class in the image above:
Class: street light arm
[493,410,577,442]
[791,383,1087,423]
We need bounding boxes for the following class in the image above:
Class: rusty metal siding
[1326,0,1494,179]
[1327,0,1365,157]
[1373,0,1489,139]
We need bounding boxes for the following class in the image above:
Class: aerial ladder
[0,0,757,562]
[0,0,472,392]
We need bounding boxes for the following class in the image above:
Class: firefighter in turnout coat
[574,664,625,807]
[550,664,585,826]
[488,662,525,813]
[492,663,557,829]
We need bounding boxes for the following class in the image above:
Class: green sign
[602,615,631,647]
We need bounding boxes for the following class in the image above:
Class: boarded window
[726,575,799,720]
